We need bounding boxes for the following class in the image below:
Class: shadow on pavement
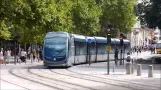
[24,65,69,69]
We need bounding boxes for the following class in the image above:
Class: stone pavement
[69,62,161,90]
[130,51,161,60]
[1,80,27,90]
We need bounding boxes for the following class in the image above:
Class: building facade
[127,19,153,48]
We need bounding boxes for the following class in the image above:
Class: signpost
[88,38,92,65]
[106,46,111,51]
[106,45,111,75]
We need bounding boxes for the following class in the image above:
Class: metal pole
[123,44,125,65]
[107,50,110,74]
[89,43,91,65]
[14,42,16,65]
[120,49,122,65]
[107,34,110,75]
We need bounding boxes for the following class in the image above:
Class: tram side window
[97,43,105,54]
[110,44,115,54]
[117,44,122,51]
[79,42,87,55]
[75,41,80,55]
[124,44,130,53]
[89,42,96,55]
[103,44,107,54]
[75,41,87,55]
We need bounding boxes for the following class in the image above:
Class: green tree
[71,0,102,35]
[98,0,136,37]
[0,0,13,40]
[10,0,74,44]
[135,0,161,29]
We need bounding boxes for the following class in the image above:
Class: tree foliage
[71,0,102,35]
[0,0,136,44]
[135,0,161,29]
[99,0,136,37]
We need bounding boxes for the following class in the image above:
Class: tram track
[28,68,97,90]
[9,69,67,90]
[67,69,161,88]
[0,79,30,90]
[49,69,134,90]
[49,69,160,90]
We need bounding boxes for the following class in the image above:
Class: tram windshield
[44,34,67,57]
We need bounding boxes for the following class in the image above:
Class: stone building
[126,20,153,48]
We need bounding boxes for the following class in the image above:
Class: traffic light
[120,33,124,46]
[107,31,111,45]
[107,35,111,45]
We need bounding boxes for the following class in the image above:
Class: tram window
[117,44,122,51]
[75,41,87,55]
[110,44,115,54]
[102,43,107,54]
[124,44,130,53]
[79,42,87,55]
[97,43,105,54]
[75,41,80,55]
[89,43,96,55]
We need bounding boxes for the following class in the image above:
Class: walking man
[114,48,119,66]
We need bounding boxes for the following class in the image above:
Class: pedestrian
[32,49,36,61]
[139,47,141,54]
[0,49,4,64]
[150,46,153,54]
[114,48,119,66]
[7,49,11,64]
[136,46,139,55]
[20,49,27,62]
[4,50,7,64]
[126,53,131,63]
[39,49,43,61]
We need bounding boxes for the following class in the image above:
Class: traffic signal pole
[107,29,111,75]
[120,33,124,65]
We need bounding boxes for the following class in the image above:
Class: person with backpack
[126,53,131,62]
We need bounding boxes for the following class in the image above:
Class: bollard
[113,66,115,73]
[131,66,134,74]
[148,65,153,77]
[126,62,131,74]
[137,64,142,76]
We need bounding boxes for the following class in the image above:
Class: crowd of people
[114,45,156,66]
[130,45,155,54]
[0,47,43,64]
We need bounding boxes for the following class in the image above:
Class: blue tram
[43,32,130,67]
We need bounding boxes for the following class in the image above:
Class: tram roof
[123,39,130,44]
[114,39,120,44]
[45,31,68,38]
[86,36,96,43]
[94,37,115,44]
[71,34,86,42]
